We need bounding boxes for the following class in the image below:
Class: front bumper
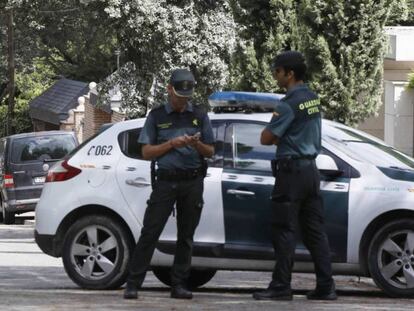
[34,230,60,257]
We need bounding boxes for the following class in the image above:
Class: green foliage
[0,58,54,137]
[228,0,297,93]
[296,0,395,125]
[2,0,411,126]
[102,0,237,115]
[230,0,402,125]
[7,0,118,82]
[387,0,414,25]
[408,71,414,89]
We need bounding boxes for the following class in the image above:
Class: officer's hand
[187,134,200,147]
[171,136,190,148]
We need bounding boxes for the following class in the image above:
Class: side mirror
[316,154,343,178]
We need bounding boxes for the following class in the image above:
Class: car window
[118,128,143,159]
[207,121,225,168]
[320,147,360,178]
[225,122,275,172]
[11,135,76,163]
[323,124,414,169]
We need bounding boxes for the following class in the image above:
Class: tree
[229,1,406,125]
[228,0,297,93]
[102,0,238,116]
[387,0,414,25]
[296,0,398,125]
[14,0,119,82]
[1,0,119,134]
[408,71,414,89]
[0,58,54,137]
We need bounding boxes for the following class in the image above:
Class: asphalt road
[0,214,414,310]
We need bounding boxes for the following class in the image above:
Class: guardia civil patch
[157,122,172,129]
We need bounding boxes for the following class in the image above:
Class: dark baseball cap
[170,69,195,97]
[270,51,305,71]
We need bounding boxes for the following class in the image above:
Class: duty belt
[271,156,316,175]
[156,168,204,182]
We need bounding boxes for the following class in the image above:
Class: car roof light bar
[208,91,284,113]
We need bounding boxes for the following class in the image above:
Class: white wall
[384,81,414,155]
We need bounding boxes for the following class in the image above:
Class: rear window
[11,135,76,163]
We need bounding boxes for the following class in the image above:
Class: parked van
[0,131,77,224]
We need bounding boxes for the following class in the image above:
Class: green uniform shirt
[266,84,322,159]
[138,102,215,170]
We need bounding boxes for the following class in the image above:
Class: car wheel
[2,203,15,225]
[152,267,216,289]
[62,215,132,289]
[368,219,414,297]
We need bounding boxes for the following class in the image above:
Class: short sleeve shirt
[138,102,215,170]
[266,84,322,159]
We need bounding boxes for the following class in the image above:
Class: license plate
[34,176,46,184]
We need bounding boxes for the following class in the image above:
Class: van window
[0,139,5,168]
[11,135,76,163]
[0,139,5,158]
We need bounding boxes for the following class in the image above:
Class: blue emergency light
[208,91,284,112]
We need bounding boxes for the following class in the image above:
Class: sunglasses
[173,80,195,92]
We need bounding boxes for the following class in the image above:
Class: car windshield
[11,134,76,163]
[323,124,414,169]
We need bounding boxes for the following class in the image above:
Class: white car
[35,92,414,297]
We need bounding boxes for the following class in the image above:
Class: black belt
[156,168,204,182]
[271,156,316,175]
[289,155,316,160]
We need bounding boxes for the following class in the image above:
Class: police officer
[124,69,215,300]
[253,51,337,301]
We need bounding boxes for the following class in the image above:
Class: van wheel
[368,219,414,297]
[0,200,3,223]
[2,205,15,225]
[62,215,132,289]
[152,267,216,289]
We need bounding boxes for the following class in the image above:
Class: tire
[368,219,414,297]
[0,200,4,223]
[62,215,133,289]
[2,204,15,225]
[152,267,216,289]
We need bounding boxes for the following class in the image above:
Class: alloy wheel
[70,225,119,280]
[377,230,414,289]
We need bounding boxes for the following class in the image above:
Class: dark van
[0,131,77,224]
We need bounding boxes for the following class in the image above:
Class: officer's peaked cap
[170,69,195,97]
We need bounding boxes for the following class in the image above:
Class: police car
[35,92,414,297]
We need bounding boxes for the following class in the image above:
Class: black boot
[307,284,337,300]
[253,287,293,301]
[123,281,138,299]
[170,285,193,299]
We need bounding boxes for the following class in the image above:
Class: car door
[160,120,226,247]
[221,121,276,258]
[115,127,152,225]
[221,121,351,262]
[116,122,227,247]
